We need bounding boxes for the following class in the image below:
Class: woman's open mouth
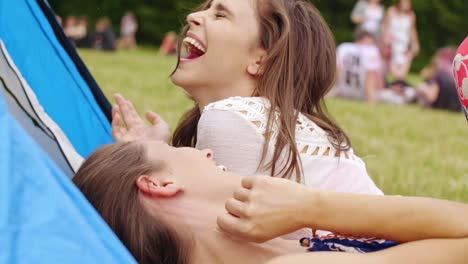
[181,35,207,62]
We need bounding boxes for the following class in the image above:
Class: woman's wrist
[296,188,325,229]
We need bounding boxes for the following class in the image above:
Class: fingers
[241,176,256,189]
[112,104,119,120]
[217,213,266,243]
[114,94,139,128]
[145,111,161,126]
[112,107,127,141]
[217,213,247,238]
[126,99,139,120]
[225,198,247,218]
[233,188,250,202]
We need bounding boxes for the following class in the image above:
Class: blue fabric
[0,0,113,158]
[301,236,398,253]
[0,94,135,263]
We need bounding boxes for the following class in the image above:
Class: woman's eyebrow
[213,2,234,17]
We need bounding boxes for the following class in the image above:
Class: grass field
[79,48,468,202]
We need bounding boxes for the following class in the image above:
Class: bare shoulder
[410,11,417,22]
[386,6,396,15]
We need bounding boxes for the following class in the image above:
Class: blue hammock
[0,0,135,262]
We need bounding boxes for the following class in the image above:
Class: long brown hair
[73,142,192,264]
[172,0,350,181]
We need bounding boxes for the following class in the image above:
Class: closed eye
[215,13,226,19]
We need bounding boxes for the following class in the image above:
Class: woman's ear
[136,175,184,198]
[247,49,266,76]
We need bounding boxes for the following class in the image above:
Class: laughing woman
[113,0,381,196]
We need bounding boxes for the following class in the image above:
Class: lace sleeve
[196,98,268,176]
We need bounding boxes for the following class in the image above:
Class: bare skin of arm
[365,70,377,104]
[417,82,439,105]
[218,176,468,243]
[381,7,394,43]
[218,176,468,264]
[410,12,420,56]
[309,191,468,243]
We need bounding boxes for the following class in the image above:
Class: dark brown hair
[354,28,375,42]
[73,142,192,264]
[172,0,350,181]
[396,0,413,13]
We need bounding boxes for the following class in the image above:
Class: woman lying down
[73,140,468,264]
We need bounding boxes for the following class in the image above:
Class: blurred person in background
[351,0,385,40]
[415,47,461,112]
[382,0,419,82]
[64,16,77,39]
[331,29,384,104]
[90,17,116,51]
[74,17,90,48]
[64,16,89,47]
[118,11,138,50]
[160,31,178,56]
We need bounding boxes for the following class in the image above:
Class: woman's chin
[170,72,188,87]
[170,73,199,93]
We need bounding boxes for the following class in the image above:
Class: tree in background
[49,0,467,70]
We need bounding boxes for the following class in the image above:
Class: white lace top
[197,97,382,195]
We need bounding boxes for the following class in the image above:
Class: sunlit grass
[79,48,468,202]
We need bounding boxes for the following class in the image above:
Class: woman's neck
[155,173,305,263]
[185,80,256,110]
[396,6,411,15]
[193,228,304,264]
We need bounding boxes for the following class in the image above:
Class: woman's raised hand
[112,94,170,143]
[217,176,314,243]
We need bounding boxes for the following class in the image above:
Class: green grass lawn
[79,48,468,202]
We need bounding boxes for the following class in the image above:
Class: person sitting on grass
[160,31,178,55]
[90,17,116,51]
[331,29,384,104]
[73,139,468,264]
[415,47,461,112]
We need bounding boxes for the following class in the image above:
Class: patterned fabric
[203,97,364,165]
[453,37,468,121]
[300,234,398,253]
[199,96,386,192]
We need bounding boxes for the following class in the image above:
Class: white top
[334,42,383,101]
[196,97,382,195]
[362,5,384,35]
[388,12,412,52]
[352,1,384,36]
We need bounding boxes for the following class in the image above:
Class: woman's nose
[202,149,214,160]
[187,12,203,27]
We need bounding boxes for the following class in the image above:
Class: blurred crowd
[331,0,461,112]
[55,1,461,113]
[58,11,138,52]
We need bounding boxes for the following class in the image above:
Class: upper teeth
[183,37,206,53]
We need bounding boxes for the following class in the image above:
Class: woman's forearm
[303,191,468,243]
